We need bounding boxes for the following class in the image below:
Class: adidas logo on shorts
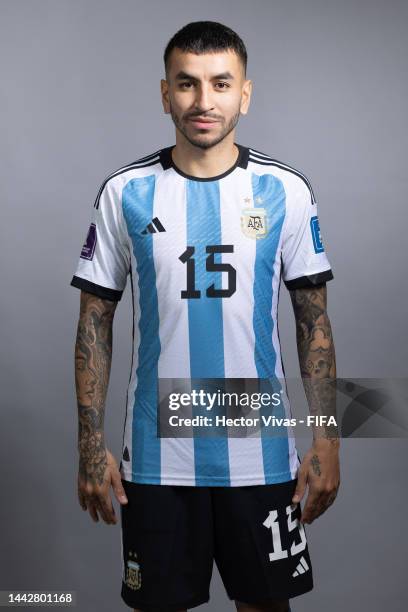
[292,556,309,577]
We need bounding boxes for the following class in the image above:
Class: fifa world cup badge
[125,551,142,590]
[241,208,268,239]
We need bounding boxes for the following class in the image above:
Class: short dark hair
[164,21,247,77]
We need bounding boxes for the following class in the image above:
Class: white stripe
[271,265,283,379]
[154,171,196,485]
[120,248,140,481]
[246,162,301,480]
[271,253,300,478]
[300,556,309,571]
[271,271,299,478]
[220,172,266,486]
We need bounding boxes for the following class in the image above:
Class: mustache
[184,112,223,121]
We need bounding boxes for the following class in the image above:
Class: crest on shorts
[241,208,268,239]
[125,551,142,590]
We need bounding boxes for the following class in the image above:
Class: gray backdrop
[1,0,407,610]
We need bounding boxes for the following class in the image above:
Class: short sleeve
[281,177,333,290]
[70,178,130,301]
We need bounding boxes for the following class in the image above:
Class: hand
[77,448,128,524]
[292,438,340,524]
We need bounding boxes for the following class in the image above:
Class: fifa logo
[241,208,268,239]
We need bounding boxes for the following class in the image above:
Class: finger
[78,492,87,511]
[300,490,324,523]
[301,501,320,524]
[292,469,308,504]
[303,490,334,523]
[300,500,314,524]
[319,485,338,504]
[322,488,338,511]
[88,503,99,523]
[94,495,116,525]
[77,480,87,510]
[315,498,332,520]
[111,470,128,505]
[101,500,116,525]
[326,493,337,507]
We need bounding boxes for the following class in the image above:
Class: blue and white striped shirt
[71,144,333,486]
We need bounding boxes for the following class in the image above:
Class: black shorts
[120,478,313,611]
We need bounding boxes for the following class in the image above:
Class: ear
[240,79,252,116]
[161,79,170,114]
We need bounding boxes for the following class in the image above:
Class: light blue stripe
[122,177,161,483]
[186,180,230,486]
[251,173,291,483]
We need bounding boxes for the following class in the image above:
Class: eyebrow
[175,71,234,81]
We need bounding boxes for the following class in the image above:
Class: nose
[194,84,214,113]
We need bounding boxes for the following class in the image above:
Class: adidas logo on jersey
[141,217,166,234]
[292,556,309,577]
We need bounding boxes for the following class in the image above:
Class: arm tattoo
[75,291,117,485]
[290,284,338,442]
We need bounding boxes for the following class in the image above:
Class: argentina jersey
[70,144,333,486]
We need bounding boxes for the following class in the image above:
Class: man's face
[161,48,252,149]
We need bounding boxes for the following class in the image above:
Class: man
[71,21,340,612]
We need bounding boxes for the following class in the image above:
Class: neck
[171,132,239,178]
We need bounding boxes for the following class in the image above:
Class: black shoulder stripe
[248,149,316,204]
[249,153,314,181]
[93,156,161,209]
[130,149,162,164]
[249,148,275,159]
[250,149,316,202]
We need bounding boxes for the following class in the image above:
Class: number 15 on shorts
[263,504,306,562]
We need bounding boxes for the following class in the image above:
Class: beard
[169,102,241,150]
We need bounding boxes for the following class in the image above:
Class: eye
[215,82,230,89]
[179,81,194,89]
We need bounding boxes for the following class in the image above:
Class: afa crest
[241,208,268,239]
[125,551,142,590]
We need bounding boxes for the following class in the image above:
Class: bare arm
[289,283,340,523]
[75,290,128,524]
